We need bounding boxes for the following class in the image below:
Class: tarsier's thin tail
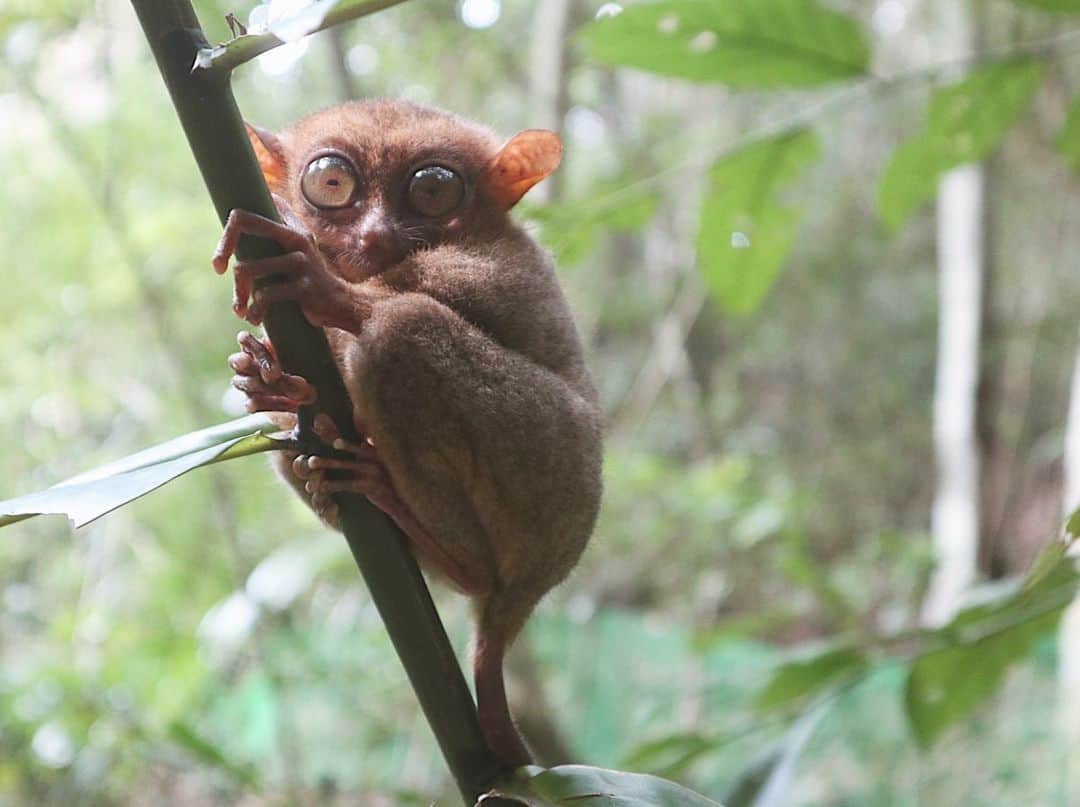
[474,590,535,767]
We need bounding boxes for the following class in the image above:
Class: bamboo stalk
[128,2,501,801]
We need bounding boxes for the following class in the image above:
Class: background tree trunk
[1057,330,1080,801]
[920,0,985,627]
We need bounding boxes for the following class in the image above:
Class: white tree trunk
[921,163,985,626]
[919,0,984,627]
[527,0,571,204]
[1057,331,1080,799]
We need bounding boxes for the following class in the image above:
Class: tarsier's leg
[295,417,495,596]
[351,294,603,767]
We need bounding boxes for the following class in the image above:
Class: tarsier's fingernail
[333,439,346,450]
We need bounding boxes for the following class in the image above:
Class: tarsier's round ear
[484,129,562,209]
[245,122,288,191]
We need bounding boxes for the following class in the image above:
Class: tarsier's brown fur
[215,100,603,766]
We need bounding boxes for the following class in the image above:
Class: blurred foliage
[878,59,1045,231]
[5,0,1080,804]
[578,0,870,87]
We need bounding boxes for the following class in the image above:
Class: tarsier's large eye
[408,165,465,217]
[301,155,358,208]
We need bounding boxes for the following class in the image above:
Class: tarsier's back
[225,98,603,765]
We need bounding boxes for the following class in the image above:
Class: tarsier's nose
[357,210,408,269]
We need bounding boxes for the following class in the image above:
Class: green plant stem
[128,2,500,802]
[195,0,410,78]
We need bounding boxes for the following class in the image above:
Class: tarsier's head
[247,99,561,282]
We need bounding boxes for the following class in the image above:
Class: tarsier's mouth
[319,241,408,283]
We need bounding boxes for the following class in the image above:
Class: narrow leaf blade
[484,764,724,806]
[0,415,278,530]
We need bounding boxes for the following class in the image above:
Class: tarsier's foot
[296,415,494,596]
[291,414,396,528]
[229,331,315,415]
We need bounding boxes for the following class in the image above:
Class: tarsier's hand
[212,195,356,329]
[228,331,315,414]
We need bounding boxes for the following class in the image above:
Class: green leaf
[622,732,718,779]
[168,721,259,788]
[1009,0,1080,11]
[0,414,278,529]
[525,187,660,265]
[1068,506,1080,539]
[697,129,820,315]
[878,60,1044,231]
[482,765,724,806]
[1020,535,1077,594]
[580,0,869,88]
[1060,94,1080,170]
[904,609,1058,748]
[904,555,1079,747]
[756,646,865,712]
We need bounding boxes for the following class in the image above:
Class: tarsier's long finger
[232,252,311,319]
[212,209,312,275]
[308,472,390,498]
[233,372,314,408]
[242,392,302,414]
[292,454,315,480]
[313,413,373,453]
[228,350,260,378]
[306,452,379,472]
[244,278,310,326]
[271,193,306,232]
[237,332,282,383]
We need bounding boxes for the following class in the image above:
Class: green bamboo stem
[128,2,501,801]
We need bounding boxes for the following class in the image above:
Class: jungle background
[4,0,1080,804]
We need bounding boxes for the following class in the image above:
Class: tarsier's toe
[310,488,340,527]
[312,414,375,455]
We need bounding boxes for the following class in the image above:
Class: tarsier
[211,100,603,766]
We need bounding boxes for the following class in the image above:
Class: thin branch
[194,0,410,77]
[609,276,708,437]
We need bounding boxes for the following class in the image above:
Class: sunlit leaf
[878,60,1044,231]
[482,764,723,806]
[0,415,278,530]
[756,646,865,712]
[904,555,1079,747]
[580,0,869,87]
[697,128,820,315]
